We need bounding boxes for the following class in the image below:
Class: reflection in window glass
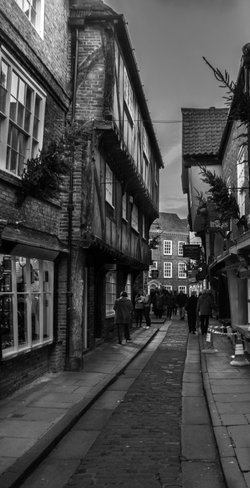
[0,254,54,357]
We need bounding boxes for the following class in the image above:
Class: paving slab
[228,425,250,447]
[182,397,210,425]
[182,461,226,488]
[235,447,250,471]
[182,425,217,460]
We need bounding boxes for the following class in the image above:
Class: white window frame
[105,270,116,317]
[15,0,45,38]
[164,262,172,278]
[165,285,172,292]
[0,254,54,358]
[0,47,46,176]
[124,66,134,122]
[178,262,186,279]
[237,146,246,218]
[178,285,187,294]
[131,204,139,232]
[163,240,172,256]
[178,241,186,256]
[105,164,114,207]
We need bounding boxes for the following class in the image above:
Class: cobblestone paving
[67,321,188,488]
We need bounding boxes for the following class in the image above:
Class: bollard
[230,333,249,366]
[201,327,218,354]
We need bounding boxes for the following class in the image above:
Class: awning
[0,225,68,260]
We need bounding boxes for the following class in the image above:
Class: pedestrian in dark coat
[176,291,187,320]
[185,292,198,333]
[196,289,214,335]
[134,290,144,327]
[113,291,133,344]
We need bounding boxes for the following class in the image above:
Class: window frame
[0,47,46,177]
[237,146,246,218]
[163,240,172,256]
[178,285,187,294]
[178,241,186,257]
[0,254,54,359]
[15,0,45,38]
[131,204,139,232]
[105,270,116,318]
[105,164,115,208]
[163,261,172,278]
[178,262,186,279]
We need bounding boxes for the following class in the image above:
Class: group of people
[113,289,151,345]
[186,289,214,336]
[113,287,214,345]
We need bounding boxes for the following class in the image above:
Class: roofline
[80,12,164,168]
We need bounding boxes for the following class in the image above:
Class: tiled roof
[152,213,188,234]
[182,107,228,157]
[70,0,117,16]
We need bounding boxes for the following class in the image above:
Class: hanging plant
[197,166,240,223]
[16,120,93,206]
[16,140,70,206]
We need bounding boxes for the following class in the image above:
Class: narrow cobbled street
[66,321,188,488]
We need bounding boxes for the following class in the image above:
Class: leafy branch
[197,166,240,223]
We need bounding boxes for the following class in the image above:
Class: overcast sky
[106,0,250,218]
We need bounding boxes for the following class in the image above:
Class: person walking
[143,290,151,328]
[185,291,198,333]
[176,291,187,320]
[196,289,214,335]
[113,291,133,344]
[134,290,144,327]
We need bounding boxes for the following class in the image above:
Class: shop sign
[183,245,201,260]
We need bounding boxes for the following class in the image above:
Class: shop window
[125,273,132,299]
[0,49,46,176]
[0,254,54,358]
[105,270,116,317]
[15,0,44,37]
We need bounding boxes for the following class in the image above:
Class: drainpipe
[65,27,79,370]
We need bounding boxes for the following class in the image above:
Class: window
[15,0,44,37]
[125,273,132,299]
[178,241,186,256]
[237,147,246,218]
[178,285,187,294]
[0,254,54,358]
[131,204,139,232]
[165,285,172,292]
[142,214,146,239]
[105,270,116,317]
[0,49,46,176]
[178,262,186,278]
[122,193,128,220]
[148,261,157,277]
[164,262,172,278]
[163,240,172,255]
[105,164,114,207]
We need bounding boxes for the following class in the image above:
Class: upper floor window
[178,241,186,256]
[164,262,172,278]
[15,0,44,37]
[105,164,115,207]
[163,240,172,255]
[178,262,186,279]
[0,49,46,176]
[131,204,139,232]
[124,66,134,121]
[237,146,246,218]
[122,193,128,220]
